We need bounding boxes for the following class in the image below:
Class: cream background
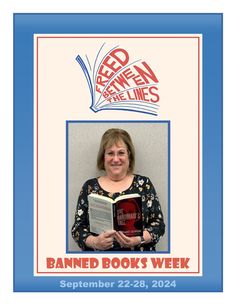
[34,34,201,274]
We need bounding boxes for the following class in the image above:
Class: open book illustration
[76,43,160,116]
[88,193,143,237]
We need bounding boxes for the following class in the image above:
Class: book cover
[114,196,143,236]
[88,193,143,236]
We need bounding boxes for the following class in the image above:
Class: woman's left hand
[115,231,141,248]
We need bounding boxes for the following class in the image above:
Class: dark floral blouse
[71,174,165,251]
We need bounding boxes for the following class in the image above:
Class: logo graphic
[76,43,160,116]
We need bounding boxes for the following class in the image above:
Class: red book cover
[114,196,143,236]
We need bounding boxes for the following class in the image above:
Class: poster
[14,13,223,292]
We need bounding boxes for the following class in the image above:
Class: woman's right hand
[90,230,116,250]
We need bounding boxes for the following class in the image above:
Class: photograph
[67,122,169,253]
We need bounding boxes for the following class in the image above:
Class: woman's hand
[91,230,116,250]
[115,231,141,248]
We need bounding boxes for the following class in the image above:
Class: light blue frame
[14,13,223,292]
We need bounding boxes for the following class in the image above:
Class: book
[88,193,143,237]
[76,43,160,116]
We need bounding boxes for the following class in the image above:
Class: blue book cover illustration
[76,43,160,116]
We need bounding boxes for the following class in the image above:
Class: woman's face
[104,141,130,180]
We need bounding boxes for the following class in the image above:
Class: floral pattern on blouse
[71,174,165,251]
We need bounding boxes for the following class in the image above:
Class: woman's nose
[113,154,119,161]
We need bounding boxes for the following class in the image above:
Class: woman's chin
[110,171,122,178]
[108,170,125,179]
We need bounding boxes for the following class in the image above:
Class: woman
[71,128,165,251]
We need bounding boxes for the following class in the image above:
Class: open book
[88,193,143,237]
[76,43,160,116]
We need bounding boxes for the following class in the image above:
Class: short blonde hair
[97,128,135,173]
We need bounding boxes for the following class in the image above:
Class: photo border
[14,13,223,292]
[65,120,171,256]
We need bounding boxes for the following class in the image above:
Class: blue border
[66,120,170,254]
[14,13,223,292]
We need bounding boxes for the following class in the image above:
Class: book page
[113,193,140,203]
[89,196,114,234]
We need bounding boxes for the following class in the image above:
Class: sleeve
[143,178,165,245]
[71,181,94,250]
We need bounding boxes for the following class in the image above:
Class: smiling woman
[71,128,165,251]
[97,128,134,189]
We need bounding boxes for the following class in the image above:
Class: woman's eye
[107,152,114,156]
[105,150,127,157]
[119,151,125,156]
